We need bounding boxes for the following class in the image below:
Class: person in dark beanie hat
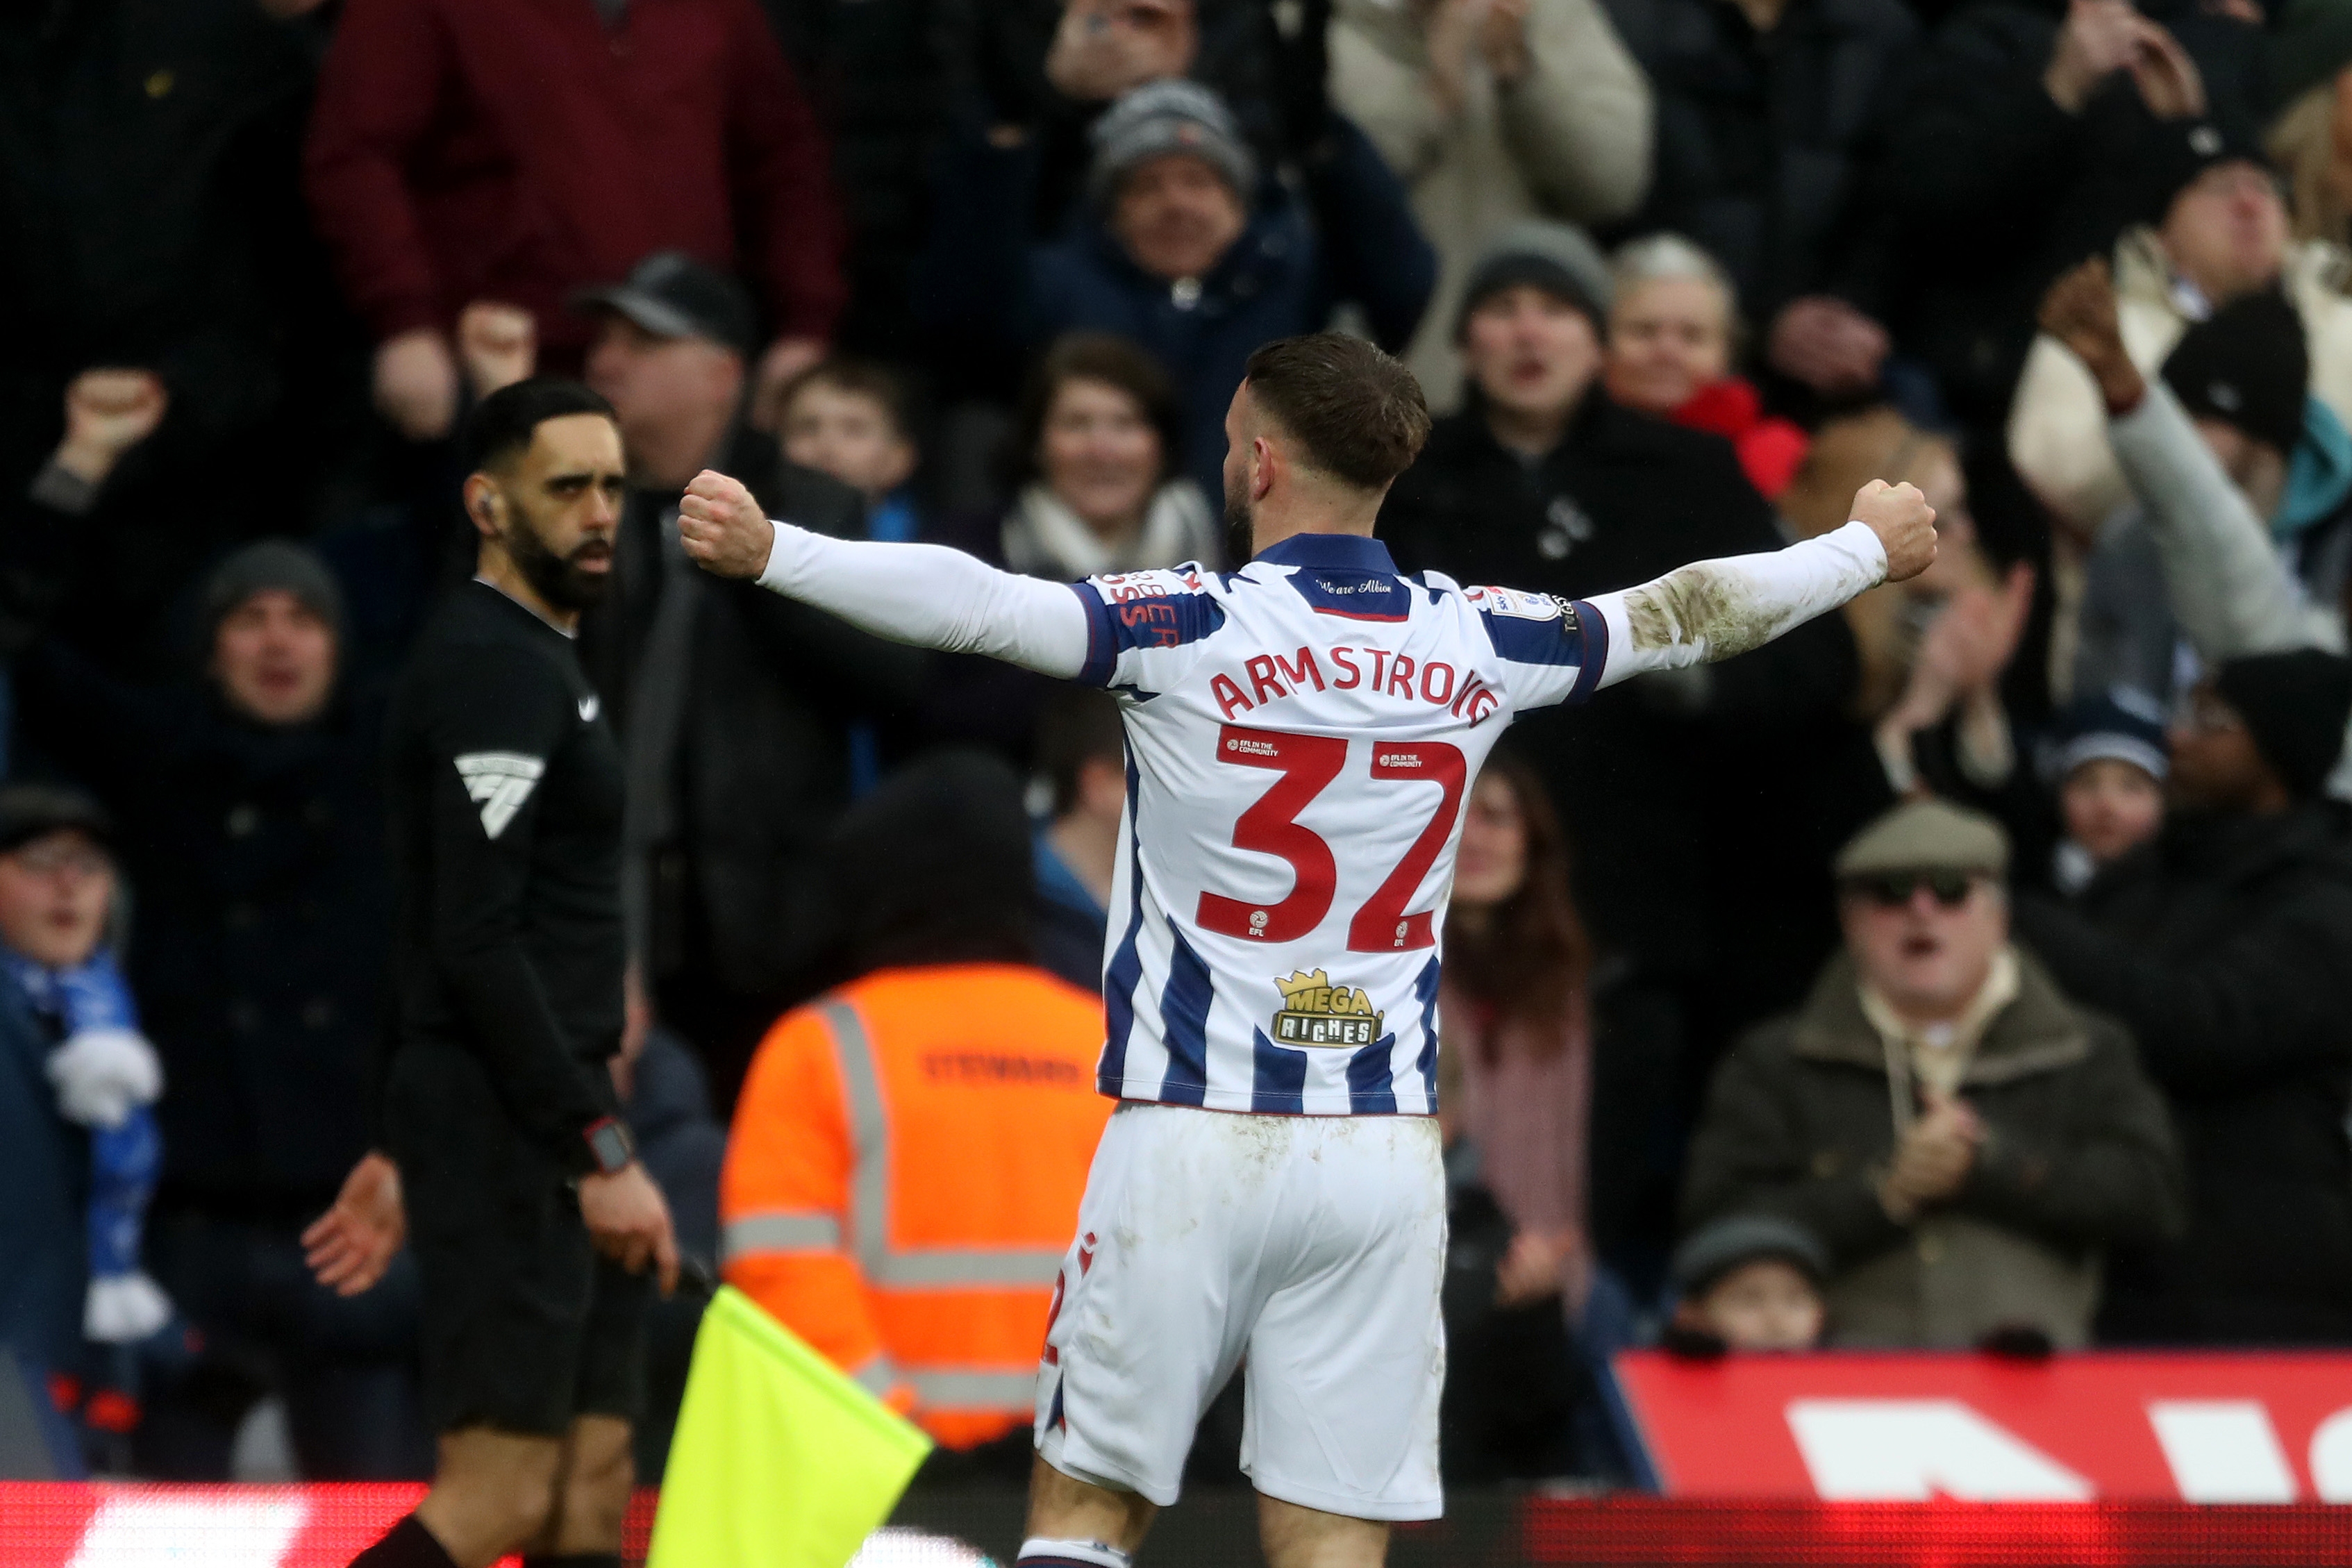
[921,70,1433,498]
[2211,649,2352,801]
[1667,1215,1828,1352]
[825,751,1037,975]
[201,541,347,650]
[1453,219,1613,342]
[2160,290,2310,467]
[2014,649,2352,1344]
[6,526,430,1479]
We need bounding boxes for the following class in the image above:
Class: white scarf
[1001,481,1218,579]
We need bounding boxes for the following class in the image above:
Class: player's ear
[1252,434,1278,501]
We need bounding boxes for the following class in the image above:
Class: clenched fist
[678,469,774,579]
[1852,478,1937,583]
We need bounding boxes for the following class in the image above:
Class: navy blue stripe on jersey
[1251,1028,1308,1111]
[1069,583,1116,686]
[1073,581,1227,690]
[1346,1031,1399,1114]
[1254,532,1399,572]
[1285,568,1410,623]
[1096,754,1147,1095]
[1565,598,1610,703]
[1157,927,1214,1106]
[1412,958,1443,1109]
[1476,599,1590,668]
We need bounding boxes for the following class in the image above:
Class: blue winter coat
[0,981,86,1378]
[923,115,1435,498]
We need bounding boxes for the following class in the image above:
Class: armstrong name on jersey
[1065,531,1610,1117]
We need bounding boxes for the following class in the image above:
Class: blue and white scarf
[2,948,170,1344]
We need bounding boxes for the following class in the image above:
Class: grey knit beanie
[202,540,345,643]
[1088,79,1257,207]
[1454,219,1615,340]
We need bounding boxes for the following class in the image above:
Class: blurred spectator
[1433,751,1599,1481]
[2040,690,2169,894]
[721,753,1110,1474]
[1329,0,1651,408]
[1781,412,2037,810]
[2267,0,2352,248]
[1684,800,2183,1349]
[974,334,1219,578]
[0,787,169,1404]
[2015,651,2352,1344]
[2010,134,2352,542]
[1031,689,1126,995]
[576,252,924,1112]
[1667,1215,1828,1352]
[1439,751,1597,1317]
[0,1,344,682]
[1603,234,1809,501]
[2040,261,2349,715]
[779,360,926,540]
[922,78,1434,494]
[1608,0,1917,415]
[1383,219,1885,1121]
[12,542,427,1480]
[1885,0,2271,431]
[304,0,845,442]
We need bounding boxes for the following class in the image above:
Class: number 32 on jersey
[1196,724,1467,953]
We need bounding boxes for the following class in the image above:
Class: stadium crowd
[3,0,2352,1494]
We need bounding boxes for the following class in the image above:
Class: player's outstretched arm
[678,469,1092,678]
[1587,480,1935,690]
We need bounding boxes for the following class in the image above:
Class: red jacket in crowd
[304,0,845,358]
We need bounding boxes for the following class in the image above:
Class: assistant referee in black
[317,378,677,1568]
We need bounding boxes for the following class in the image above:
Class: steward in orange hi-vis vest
[721,964,1110,1449]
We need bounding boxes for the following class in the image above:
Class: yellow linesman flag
[649,1285,935,1568]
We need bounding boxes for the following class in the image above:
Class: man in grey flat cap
[1681,798,2184,1349]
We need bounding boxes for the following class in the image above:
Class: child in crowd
[1668,1215,1828,1353]
[2042,691,2169,894]
[778,358,923,542]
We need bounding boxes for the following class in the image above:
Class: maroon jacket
[305,0,844,356]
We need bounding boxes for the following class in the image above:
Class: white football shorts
[1033,1101,1448,1520]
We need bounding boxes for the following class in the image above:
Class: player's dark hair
[1442,749,1592,1045]
[781,356,917,442]
[458,377,617,477]
[1006,332,1183,491]
[1035,688,1126,817]
[1242,333,1431,492]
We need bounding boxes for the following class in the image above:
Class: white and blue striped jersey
[1066,531,1613,1117]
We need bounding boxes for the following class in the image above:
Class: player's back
[1068,531,1604,1115]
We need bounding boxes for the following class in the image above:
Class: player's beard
[1223,472,1256,565]
[508,510,613,612]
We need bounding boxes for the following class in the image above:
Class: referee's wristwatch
[581,1115,637,1176]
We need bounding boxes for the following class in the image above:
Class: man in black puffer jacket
[2015,650,2352,1344]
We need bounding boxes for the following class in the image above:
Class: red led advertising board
[1611,1350,2352,1501]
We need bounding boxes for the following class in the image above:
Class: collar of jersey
[1250,531,1397,574]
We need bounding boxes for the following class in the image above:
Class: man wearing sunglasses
[2015,649,2352,1346]
[1682,797,2183,1349]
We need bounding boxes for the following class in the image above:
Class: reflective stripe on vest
[722,1209,843,1263]
[820,1000,1071,1291]
[905,1367,1040,1410]
[849,1351,902,1399]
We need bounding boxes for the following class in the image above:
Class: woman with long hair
[1441,749,1596,1314]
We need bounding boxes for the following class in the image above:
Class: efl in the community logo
[1271,969,1383,1048]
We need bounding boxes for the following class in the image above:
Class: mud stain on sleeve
[1621,562,1785,660]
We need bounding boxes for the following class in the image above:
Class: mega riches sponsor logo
[1271,969,1383,1048]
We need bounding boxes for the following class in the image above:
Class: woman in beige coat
[1331,0,1652,410]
